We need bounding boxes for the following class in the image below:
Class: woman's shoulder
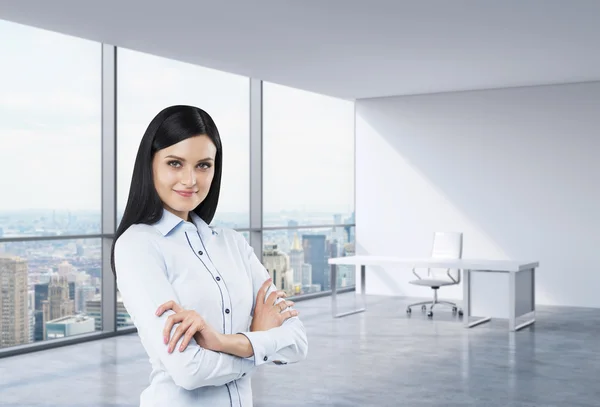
[115,223,161,250]
[121,223,159,237]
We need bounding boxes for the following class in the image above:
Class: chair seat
[409,279,457,287]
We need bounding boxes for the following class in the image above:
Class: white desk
[328,256,539,332]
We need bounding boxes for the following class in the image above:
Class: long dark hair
[110,105,223,277]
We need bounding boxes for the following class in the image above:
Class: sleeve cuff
[239,331,277,366]
[237,355,257,379]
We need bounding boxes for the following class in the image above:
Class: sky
[0,19,354,216]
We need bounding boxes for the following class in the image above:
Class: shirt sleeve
[235,232,309,367]
[114,226,257,390]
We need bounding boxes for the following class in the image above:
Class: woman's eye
[167,161,181,168]
[197,163,211,169]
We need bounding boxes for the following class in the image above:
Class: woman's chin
[178,204,199,213]
[166,201,199,214]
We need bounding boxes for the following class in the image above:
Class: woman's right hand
[250,278,298,332]
[157,300,224,354]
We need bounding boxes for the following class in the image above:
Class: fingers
[281,309,299,321]
[266,290,287,305]
[168,316,193,353]
[179,318,205,352]
[163,313,185,345]
[156,300,183,316]
[255,278,272,306]
[277,300,295,312]
[178,325,196,352]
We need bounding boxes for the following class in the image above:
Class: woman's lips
[174,190,196,198]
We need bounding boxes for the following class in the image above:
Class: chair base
[405,288,463,318]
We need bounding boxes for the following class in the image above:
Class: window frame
[0,47,355,359]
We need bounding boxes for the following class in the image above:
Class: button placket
[223,295,233,333]
[186,230,229,334]
[193,230,234,335]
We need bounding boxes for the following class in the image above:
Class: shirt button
[225,309,230,314]
[198,250,203,255]
[215,276,221,281]
[263,356,268,362]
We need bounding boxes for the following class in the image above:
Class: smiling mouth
[174,190,197,197]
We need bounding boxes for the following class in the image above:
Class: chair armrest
[446,269,458,284]
[412,268,425,279]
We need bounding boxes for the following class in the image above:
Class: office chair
[406,232,463,318]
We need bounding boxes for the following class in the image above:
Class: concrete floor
[1,293,600,407]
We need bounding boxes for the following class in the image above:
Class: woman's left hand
[156,300,224,353]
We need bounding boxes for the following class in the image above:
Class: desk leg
[331,264,338,317]
[511,268,536,332]
[361,265,367,312]
[463,268,470,328]
[332,264,367,318]
[464,269,491,328]
[509,271,516,331]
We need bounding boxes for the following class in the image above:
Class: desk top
[328,256,539,272]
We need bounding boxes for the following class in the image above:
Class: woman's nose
[181,169,196,186]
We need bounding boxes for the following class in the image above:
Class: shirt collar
[152,208,218,240]
[190,211,219,240]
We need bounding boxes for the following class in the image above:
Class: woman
[111,105,308,407]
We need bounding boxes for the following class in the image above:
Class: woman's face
[152,135,217,221]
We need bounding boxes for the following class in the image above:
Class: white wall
[355,81,600,308]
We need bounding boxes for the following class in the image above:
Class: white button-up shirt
[114,209,308,407]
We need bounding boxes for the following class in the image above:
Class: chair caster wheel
[421,305,427,312]
[452,306,458,313]
[458,310,463,317]
[427,311,433,318]
[406,307,412,314]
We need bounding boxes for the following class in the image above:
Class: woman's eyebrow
[165,155,214,162]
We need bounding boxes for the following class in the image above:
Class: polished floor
[1,293,600,407]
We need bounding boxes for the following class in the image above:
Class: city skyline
[0,208,355,239]
[0,217,355,349]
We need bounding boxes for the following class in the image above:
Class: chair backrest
[429,232,463,282]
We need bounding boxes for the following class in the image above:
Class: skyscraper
[76,285,96,314]
[85,292,131,331]
[28,290,35,343]
[301,263,312,288]
[0,255,30,348]
[42,275,75,339]
[34,283,49,342]
[68,281,76,302]
[262,244,294,296]
[302,235,328,291]
[289,233,304,287]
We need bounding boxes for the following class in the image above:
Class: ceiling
[1,0,600,100]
